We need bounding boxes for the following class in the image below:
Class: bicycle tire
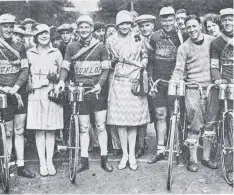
[0,123,9,193]
[167,115,178,191]
[221,111,233,186]
[68,114,80,183]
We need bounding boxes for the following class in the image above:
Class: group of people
[0,4,233,183]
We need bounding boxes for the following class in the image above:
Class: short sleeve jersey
[210,36,233,82]
[63,38,109,87]
[0,40,28,87]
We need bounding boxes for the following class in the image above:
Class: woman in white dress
[26,24,63,176]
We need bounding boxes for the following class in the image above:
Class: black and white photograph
[0,0,233,194]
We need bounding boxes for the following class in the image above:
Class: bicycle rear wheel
[167,115,178,191]
[221,112,233,186]
[68,114,79,183]
[0,123,9,193]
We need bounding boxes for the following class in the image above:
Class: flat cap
[0,14,16,24]
[220,8,234,17]
[21,18,36,26]
[94,22,105,32]
[76,15,93,26]
[13,25,26,35]
[33,24,50,36]
[50,27,60,40]
[135,14,156,24]
[57,23,73,33]
[159,7,175,16]
[105,24,116,29]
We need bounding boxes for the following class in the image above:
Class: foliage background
[0,0,79,26]
[95,0,233,27]
[0,0,232,27]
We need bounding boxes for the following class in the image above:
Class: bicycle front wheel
[0,123,9,193]
[68,114,80,183]
[221,112,233,186]
[167,115,178,191]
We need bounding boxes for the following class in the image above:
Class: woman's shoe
[40,165,48,177]
[129,155,138,171]
[47,164,56,176]
[129,163,138,171]
[118,157,128,170]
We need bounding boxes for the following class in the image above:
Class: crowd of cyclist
[0,4,233,183]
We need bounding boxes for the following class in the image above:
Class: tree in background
[0,0,232,26]
[0,0,79,26]
[96,0,233,25]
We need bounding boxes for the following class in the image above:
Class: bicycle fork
[57,101,78,152]
[167,98,181,158]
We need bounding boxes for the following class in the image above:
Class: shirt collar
[30,43,57,54]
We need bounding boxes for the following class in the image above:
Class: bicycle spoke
[221,112,233,186]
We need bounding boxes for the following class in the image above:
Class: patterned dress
[106,32,150,126]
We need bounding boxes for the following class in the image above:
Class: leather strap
[71,38,100,60]
[0,37,21,60]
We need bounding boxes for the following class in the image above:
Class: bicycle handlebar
[150,79,203,94]
[84,87,99,99]
[206,79,228,98]
[184,81,204,100]
[0,86,24,107]
[149,79,204,100]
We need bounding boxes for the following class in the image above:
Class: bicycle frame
[166,96,181,155]
[0,109,9,193]
[206,82,233,186]
[150,79,204,190]
[57,84,97,183]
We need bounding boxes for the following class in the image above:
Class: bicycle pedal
[178,163,184,167]
[8,161,16,168]
[9,162,17,177]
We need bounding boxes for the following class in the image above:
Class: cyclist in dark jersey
[147,7,181,164]
[0,14,35,178]
[55,14,113,173]
[210,8,233,182]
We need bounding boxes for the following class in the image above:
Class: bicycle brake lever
[84,89,94,95]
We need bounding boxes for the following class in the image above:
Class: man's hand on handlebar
[93,84,101,94]
[8,85,20,95]
[0,86,11,93]
[170,76,181,81]
[214,79,227,85]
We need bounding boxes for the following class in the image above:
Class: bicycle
[0,93,9,193]
[0,87,24,193]
[149,79,204,190]
[57,83,98,183]
[206,79,233,186]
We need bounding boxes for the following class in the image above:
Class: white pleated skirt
[27,84,63,130]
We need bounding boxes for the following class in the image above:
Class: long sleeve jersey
[172,34,214,87]
[149,29,181,81]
